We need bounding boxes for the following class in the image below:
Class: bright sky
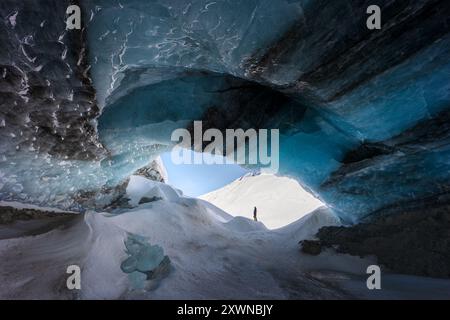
[161,151,249,197]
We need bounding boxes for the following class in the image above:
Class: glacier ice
[121,233,170,290]
[0,0,450,223]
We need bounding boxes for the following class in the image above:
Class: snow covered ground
[200,173,324,229]
[1,177,449,299]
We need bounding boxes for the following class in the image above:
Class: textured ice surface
[121,234,169,290]
[1,0,450,222]
[83,0,450,221]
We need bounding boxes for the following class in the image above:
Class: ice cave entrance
[161,150,324,229]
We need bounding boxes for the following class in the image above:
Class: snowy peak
[200,174,324,229]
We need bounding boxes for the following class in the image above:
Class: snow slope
[126,175,183,206]
[1,179,449,299]
[0,178,345,299]
[200,173,324,229]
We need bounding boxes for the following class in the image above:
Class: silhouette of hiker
[253,207,258,222]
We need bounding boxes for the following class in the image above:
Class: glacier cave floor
[1,190,450,300]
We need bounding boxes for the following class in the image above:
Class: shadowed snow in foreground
[0,179,449,299]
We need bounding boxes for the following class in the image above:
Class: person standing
[253,207,258,222]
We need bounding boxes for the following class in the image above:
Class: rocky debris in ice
[0,204,79,240]
[133,158,167,183]
[0,203,75,225]
[73,159,169,211]
[74,178,131,211]
[0,201,76,214]
[299,240,322,256]
[138,196,163,205]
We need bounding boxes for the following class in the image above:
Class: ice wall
[1,0,450,222]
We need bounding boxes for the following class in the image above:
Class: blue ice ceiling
[1,0,450,223]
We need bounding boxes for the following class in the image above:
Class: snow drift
[0,179,348,299]
[1,179,450,299]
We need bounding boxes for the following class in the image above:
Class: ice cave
[0,0,450,300]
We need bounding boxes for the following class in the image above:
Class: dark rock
[74,178,131,211]
[0,205,79,239]
[315,201,450,278]
[299,240,323,256]
[104,195,133,211]
[133,160,166,183]
[341,143,394,164]
[0,205,63,224]
[138,197,162,205]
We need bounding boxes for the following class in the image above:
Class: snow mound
[278,207,341,241]
[126,175,182,206]
[224,216,267,233]
[200,174,324,229]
